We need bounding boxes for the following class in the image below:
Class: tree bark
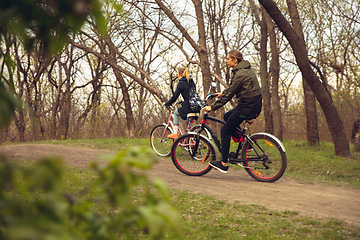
[258,0,350,157]
[264,10,283,140]
[303,79,319,145]
[260,7,273,134]
[13,42,26,142]
[191,0,213,94]
[114,70,136,139]
[287,0,319,145]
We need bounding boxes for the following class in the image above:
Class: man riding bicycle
[201,49,262,173]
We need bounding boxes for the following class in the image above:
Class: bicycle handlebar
[165,100,183,110]
[201,93,216,107]
[165,81,217,111]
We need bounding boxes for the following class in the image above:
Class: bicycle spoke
[242,134,286,182]
[150,125,172,157]
[171,134,215,176]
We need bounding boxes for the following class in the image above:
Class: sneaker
[209,160,229,173]
[167,133,178,139]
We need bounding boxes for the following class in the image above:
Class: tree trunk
[59,83,71,140]
[14,67,26,142]
[114,70,136,139]
[259,0,350,157]
[13,111,25,142]
[191,0,213,94]
[355,135,360,153]
[303,79,319,145]
[351,120,360,153]
[287,0,319,145]
[265,10,283,140]
[260,7,273,134]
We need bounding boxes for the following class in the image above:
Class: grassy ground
[2,138,360,239]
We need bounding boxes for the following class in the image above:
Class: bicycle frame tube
[163,111,173,130]
[199,114,225,153]
[187,132,217,159]
[230,132,275,163]
[158,112,174,142]
[203,114,226,125]
[164,111,185,136]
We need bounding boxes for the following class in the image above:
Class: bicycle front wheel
[189,124,212,140]
[171,133,216,176]
[150,124,173,157]
[241,133,287,182]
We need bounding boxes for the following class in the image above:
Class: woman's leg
[168,108,180,138]
[173,109,180,133]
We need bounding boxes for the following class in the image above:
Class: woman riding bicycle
[201,50,262,173]
[164,67,197,139]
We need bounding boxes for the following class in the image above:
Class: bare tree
[264,10,283,140]
[154,0,213,94]
[13,40,50,141]
[258,0,350,157]
[286,0,319,145]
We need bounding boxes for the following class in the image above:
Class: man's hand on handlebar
[215,92,223,98]
[201,106,212,113]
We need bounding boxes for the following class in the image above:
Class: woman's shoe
[167,133,179,139]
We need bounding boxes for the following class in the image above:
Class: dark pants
[221,109,246,163]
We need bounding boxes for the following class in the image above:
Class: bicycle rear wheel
[171,133,215,176]
[241,133,287,182]
[150,124,173,157]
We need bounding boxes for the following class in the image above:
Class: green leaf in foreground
[0,146,179,239]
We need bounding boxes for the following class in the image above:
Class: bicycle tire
[150,124,173,157]
[171,133,215,176]
[189,124,212,140]
[241,133,287,182]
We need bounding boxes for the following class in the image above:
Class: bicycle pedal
[228,158,238,165]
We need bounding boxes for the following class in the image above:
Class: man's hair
[228,50,243,63]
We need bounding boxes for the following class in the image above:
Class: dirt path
[1,144,359,228]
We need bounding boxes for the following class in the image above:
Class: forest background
[1,0,359,157]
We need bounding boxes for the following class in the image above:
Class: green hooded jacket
[211,60,261,111]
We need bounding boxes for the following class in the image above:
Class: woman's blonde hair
[228,50,243,63]
[178,67,190,81]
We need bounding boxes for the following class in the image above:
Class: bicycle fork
[190,134,201,158]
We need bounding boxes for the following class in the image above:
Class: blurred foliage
[0,2,179,237]
[0,81,22,128]
[0,0,107,128]
[0,0,106,55]
[0,146,179,239]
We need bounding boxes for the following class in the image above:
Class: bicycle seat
[234,114,258,133]
[187,113,200,117]
[186,112,200,121]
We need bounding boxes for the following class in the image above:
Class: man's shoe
[209,160,229,173]
[167,133,178,139]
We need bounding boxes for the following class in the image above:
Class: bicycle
[150,83,215,157]
[150,102,213,157]
[170,91,287,183]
